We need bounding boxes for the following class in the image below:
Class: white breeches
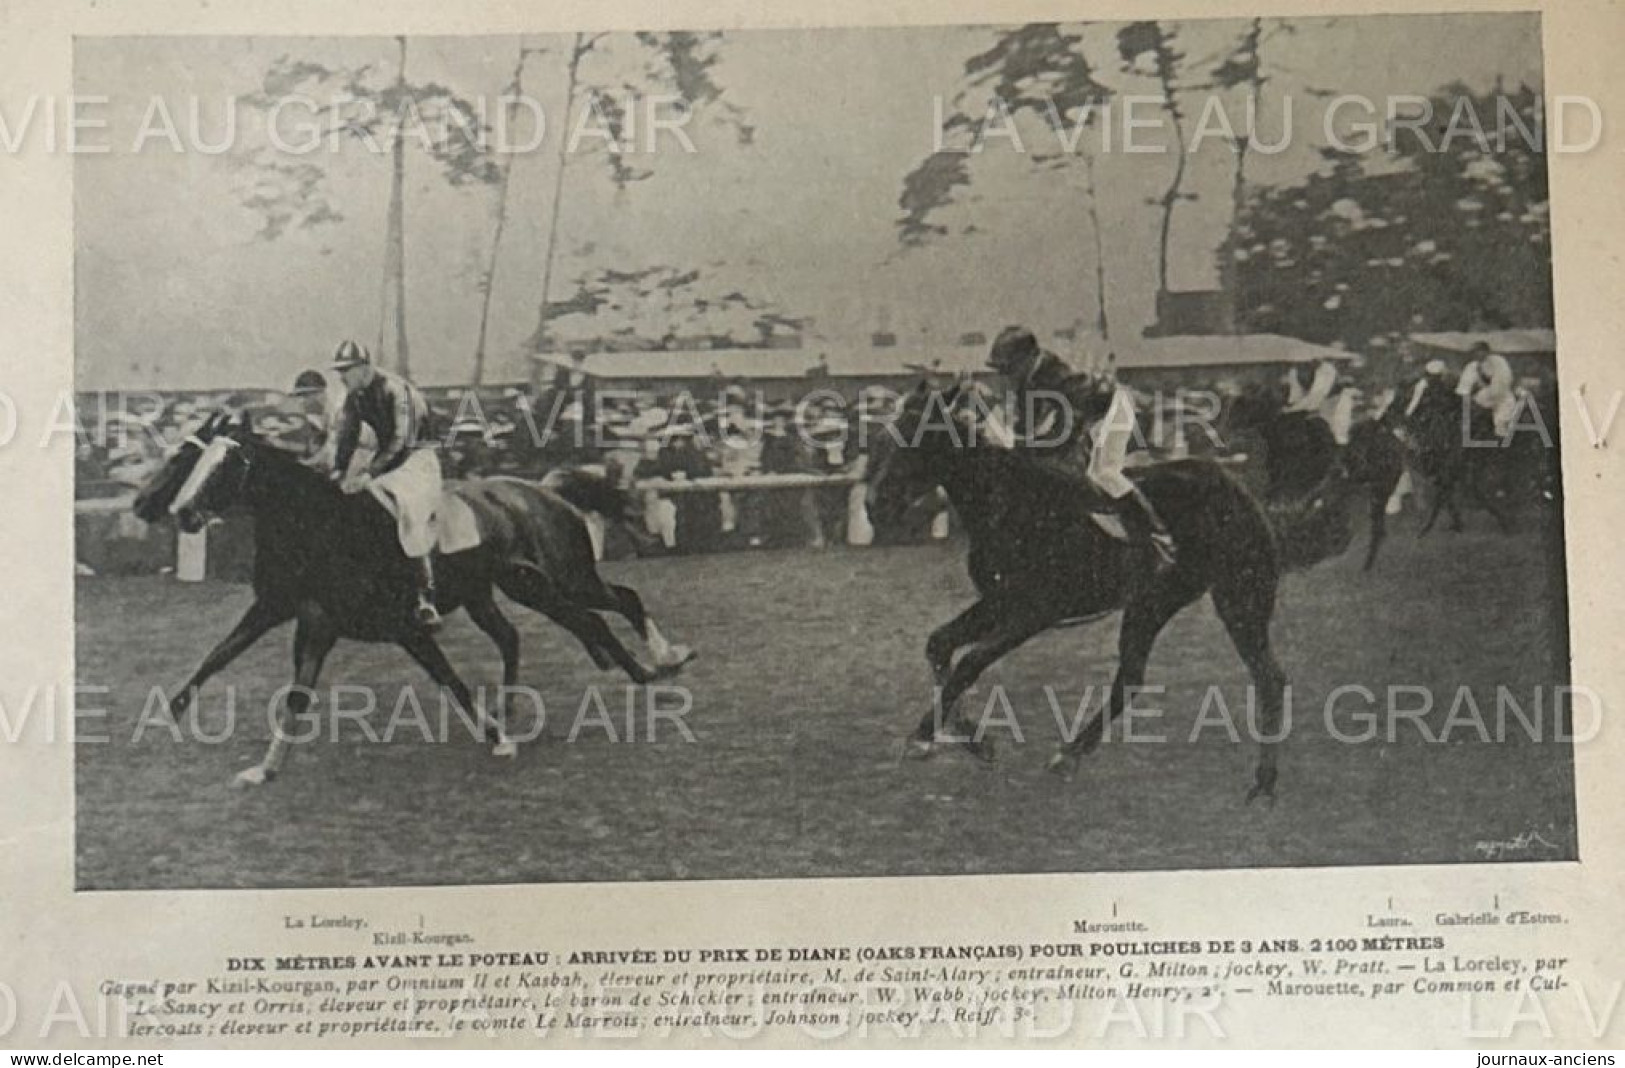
[1477,389,1518,437]
[1087,389,1138,499]
[1288,362,1338,412]
[1326,390,1358,446]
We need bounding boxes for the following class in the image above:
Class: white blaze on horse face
[170,437,237,516]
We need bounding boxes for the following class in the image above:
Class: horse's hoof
[651,647,695,680]
[1244,785,1276,807]
[962,737,997,765]
[904,738,935,761]
[492,740,518,759]
[1046,751,1079,780]
[233,766,272,789]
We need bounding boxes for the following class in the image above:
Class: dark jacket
[759,429,807,475]
[1009,351,1112,446]
[332,369,436,476]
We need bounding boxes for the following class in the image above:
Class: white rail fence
[74,473,950,580]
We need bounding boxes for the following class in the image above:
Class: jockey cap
[290,369,328,396]
[331,339,372,371]
[987,325,1040,373]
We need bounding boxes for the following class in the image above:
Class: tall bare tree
[1116,21,1191,308]
[470,38,546,385]
[898,23,1117,341]
[530,31,755,353]
[533,32,594,361]
[235,41,502,376]
[379,37,411,375]
[1211,18,1298,320]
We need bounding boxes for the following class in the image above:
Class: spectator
[756,403,826,549]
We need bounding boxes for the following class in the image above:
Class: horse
[1222,385,1407,571]
[864,383,1289,803]
[130,411,694,786]
[1394,381,1518,536]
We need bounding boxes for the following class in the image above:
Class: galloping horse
[1222,385,1407,571]
[1395,382,1518,536]
[131,411,693,786]
[865,384,1290,803]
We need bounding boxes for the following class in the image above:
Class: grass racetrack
[75,512,1576,889]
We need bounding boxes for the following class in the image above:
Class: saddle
[436,490,483,554]
[367,483,485,556]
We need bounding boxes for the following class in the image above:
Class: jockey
[1458,342,1517,436]
[287,368,344,465]
[1284,358,1362,444]
[1405,359,1451,417]
[1325,377,1361,446]
[986,325,1176,569]
[1282,365,1307,407]
[1285,359,1338,414]
[328,340,445,630]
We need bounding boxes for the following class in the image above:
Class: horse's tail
[541,467,639,524]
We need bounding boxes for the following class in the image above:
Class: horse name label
[285,913,366,931]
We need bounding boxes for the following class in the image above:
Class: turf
[74,512,1576,889]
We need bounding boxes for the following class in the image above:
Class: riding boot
[1113,485,1177,571]
[413,556,443,631]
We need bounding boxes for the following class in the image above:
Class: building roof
[827,334,1357,376]
[1409,329,1556,356]
[534,334,1355,382]
[534,349,824,381]
[1122,333,1356,370]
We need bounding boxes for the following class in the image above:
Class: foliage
[1227,83,1550,344]
[534,264,807,351]
[897,23,1111,248]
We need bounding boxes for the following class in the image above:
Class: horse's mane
[231,428,349,504]
[539,467,638,523]
[896,387,1118,523]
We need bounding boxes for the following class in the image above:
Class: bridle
[170,432,254,519]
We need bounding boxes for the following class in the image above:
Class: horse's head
[865,378,990,529]
[166,410,259,532]
[131,411,231,526]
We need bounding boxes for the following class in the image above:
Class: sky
[70,14,1545,389]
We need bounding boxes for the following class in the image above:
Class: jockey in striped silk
[329,340,446,630]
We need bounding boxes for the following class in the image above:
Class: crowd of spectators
[73,343,1560,559]
[72,371,938,555]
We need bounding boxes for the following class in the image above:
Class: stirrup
[414,600,444,631]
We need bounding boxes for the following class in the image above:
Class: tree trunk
[1223,19,1264,331]
[379,36,411,377]
[1081,146,1111,344]
[534,32,588,354]
[1152,41,1187,307]
[471,40,533,384]
[1155,115,1187,304]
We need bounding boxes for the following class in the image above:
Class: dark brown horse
[1221,386,1407,571]
[1394,380,1519,535]
[131,412,693,786]
[865,385,1289,802]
